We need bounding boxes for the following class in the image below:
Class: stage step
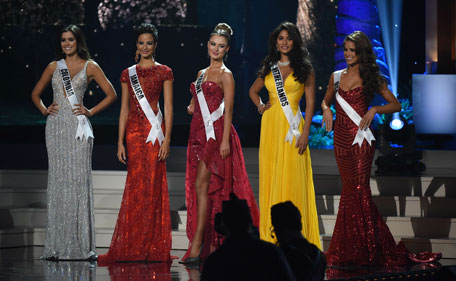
[0,226,189,250]
[2,170,456,210]
[321,235,456,258]
[2,193,456,223]
[1,148,456,260]
[3,208,456,240]
[2,226,455,258]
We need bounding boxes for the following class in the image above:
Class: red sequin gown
[326,87,409,267]
[183,81,260,260]
[98,65,173,263]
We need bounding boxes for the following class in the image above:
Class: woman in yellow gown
[249,22,320,248]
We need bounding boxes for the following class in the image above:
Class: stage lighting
[377,0,404,137]
[389,116,404,130]
[375,116,425,175]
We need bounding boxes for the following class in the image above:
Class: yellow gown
[259,72,321,249]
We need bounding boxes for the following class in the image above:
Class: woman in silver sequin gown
[31,25,117,260]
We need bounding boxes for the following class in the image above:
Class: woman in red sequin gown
[182,23,260,265]
[321,31,407,267]
[98,24,174,263]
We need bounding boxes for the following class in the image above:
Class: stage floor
[1,246,455,281]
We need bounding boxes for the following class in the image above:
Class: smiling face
[60,31,77,57]
[207,35,229,61]
[343,40,358,65]
[136,33,157,60]
[276,29,293,56]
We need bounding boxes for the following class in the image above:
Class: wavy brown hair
[344,31,385,102]
[257,22,312,84]
[55,24,91,61]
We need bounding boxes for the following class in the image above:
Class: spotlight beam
[377,0,403,125]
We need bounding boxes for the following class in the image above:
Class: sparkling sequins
[43,61,96,260]
[183,81,260,260]
[98,65,173,263]
[326,87,409,267]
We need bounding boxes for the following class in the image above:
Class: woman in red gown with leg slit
[181,23,259,265]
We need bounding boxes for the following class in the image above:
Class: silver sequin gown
[43,61,96,260]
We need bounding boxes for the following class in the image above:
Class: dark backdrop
[0,0,429,148]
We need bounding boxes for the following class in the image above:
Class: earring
[224,53,229,62]
[135,50,139,62]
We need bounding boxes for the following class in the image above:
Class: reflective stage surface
[0,247,196,281]
[1,247,455,280]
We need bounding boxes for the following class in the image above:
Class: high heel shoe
[179,242,203,267]
[180,256,201,267]
[408,251,442,263]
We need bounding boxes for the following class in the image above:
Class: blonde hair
[210,23,233,45]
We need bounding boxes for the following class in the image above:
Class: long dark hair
[344,31,384,102]
[55,24,91,60]
[257,22,312,84]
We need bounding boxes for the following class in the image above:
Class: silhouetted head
[220,193,252,235]
[271,201,302,232]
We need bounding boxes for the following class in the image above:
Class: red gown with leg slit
[183,81,260,260]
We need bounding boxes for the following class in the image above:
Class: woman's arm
[321,73,336,132]
[187,97,195,114]
[187,69,203,115]
[73,61,117,117]
[31,62,58,116]
[117,82,130,164]
[359,82,402,130]
[296,70,316,154]
[220,71,235,159]
[158,79,173,161]
[249,77,271,114]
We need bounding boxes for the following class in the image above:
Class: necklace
[277,60,290,66]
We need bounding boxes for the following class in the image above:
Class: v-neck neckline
[67,61,88,81]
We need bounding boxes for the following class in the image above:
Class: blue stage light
[377,0,403,128]
[389,118,404,130]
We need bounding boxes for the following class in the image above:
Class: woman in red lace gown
[181,23,260,265]
[98,23,173,263]
[321,31,407,267]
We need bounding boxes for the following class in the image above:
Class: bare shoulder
[47,61,57,72]
[86,60,104,76]
[40,61,57,77]
[220,67,234,81]
[196,68,206,79]
[220,65,232,75]
[87,60,101,71]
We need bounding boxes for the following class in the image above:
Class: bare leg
[188,160,211,258]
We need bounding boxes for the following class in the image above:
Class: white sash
[195,69,225,141]
[334,69,375,147]
[271,64,302,144]
[128,65,164,145]
[57,59,94,141]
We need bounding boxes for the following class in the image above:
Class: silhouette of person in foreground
[201,193,296,281]
[271,201,326,281]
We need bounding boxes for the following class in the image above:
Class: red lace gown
[98,65,173,264]
[183,81,260,260]
[326,87,409,267]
